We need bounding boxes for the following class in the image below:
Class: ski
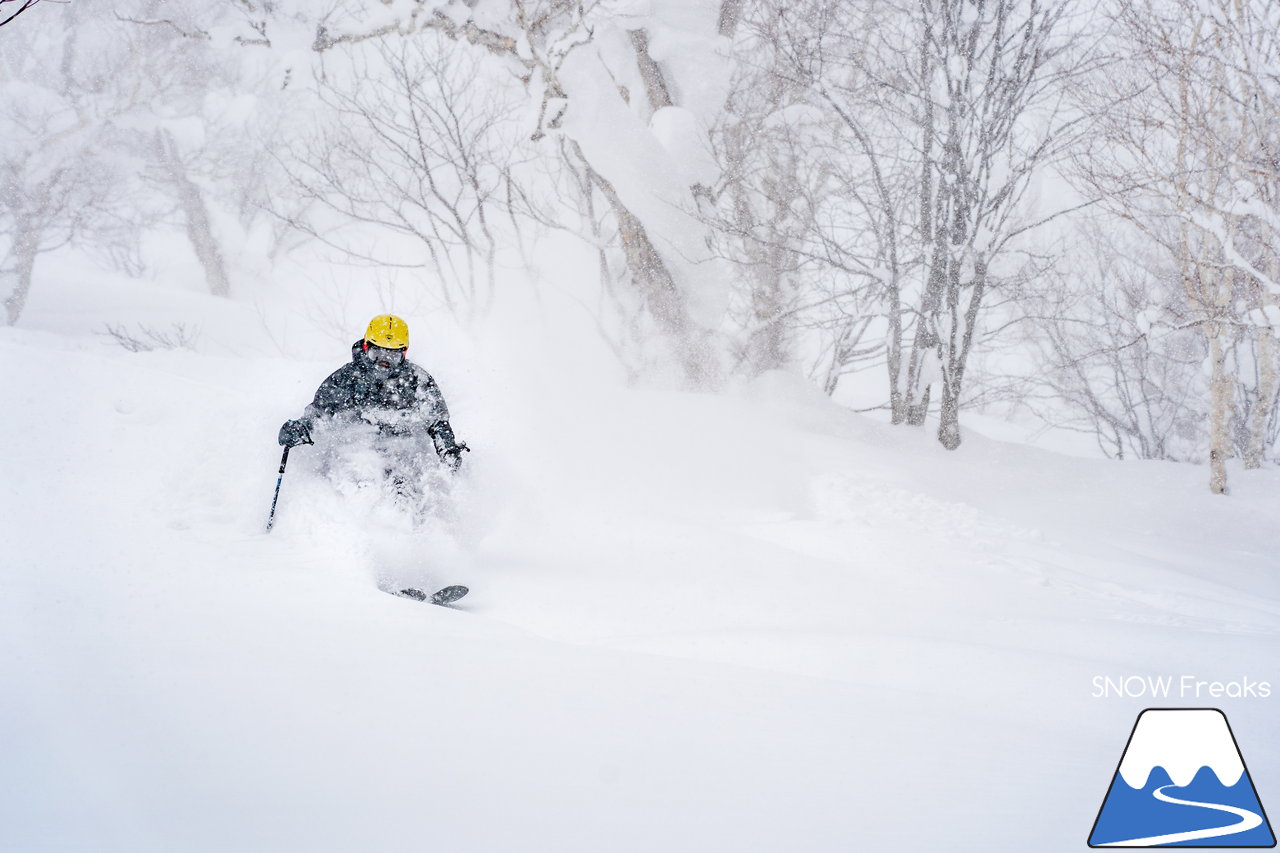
[395,585,469,606]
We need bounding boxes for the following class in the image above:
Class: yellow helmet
[365,314,409,349]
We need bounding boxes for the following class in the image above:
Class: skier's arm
[428,420,469,471]
[308,367,356,417]
[277,367,353,446]
[415,369,468,470]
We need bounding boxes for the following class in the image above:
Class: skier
[277,313,469,471]
[272,315,470,606]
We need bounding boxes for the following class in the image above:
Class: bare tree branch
[0,0,47,29]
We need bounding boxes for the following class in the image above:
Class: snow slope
[3,283,1279,852]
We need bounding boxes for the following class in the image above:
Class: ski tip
[430,585,469,606]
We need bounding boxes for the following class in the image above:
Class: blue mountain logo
[1089,708,1275,847]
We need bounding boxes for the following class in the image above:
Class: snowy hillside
[3,278,1279,852]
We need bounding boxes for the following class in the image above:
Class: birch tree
[1074,0,1280,493]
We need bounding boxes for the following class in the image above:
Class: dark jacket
[304,340,461,457]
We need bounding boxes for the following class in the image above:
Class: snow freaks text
[1092,676,1272,700]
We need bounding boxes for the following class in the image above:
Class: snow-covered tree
[1022,224,1208,461]
[237,0,736,385]
[717,0,1083,448]
[0,3,135,324]
[1073,0,1280,492]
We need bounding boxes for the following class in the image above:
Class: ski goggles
[364,343,407,367]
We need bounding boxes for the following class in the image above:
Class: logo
[1089,709,1275,847]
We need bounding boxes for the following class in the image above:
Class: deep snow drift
[3,281,1279,853]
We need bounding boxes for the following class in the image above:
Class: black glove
[278,418,313,448]
[440,441,470,472]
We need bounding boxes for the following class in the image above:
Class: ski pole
[266,446,290,532]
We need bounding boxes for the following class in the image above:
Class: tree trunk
[937,378,961,450]
[2,220,39,326]
[629,29,673,115]
[1246,253,1279,468]
[1205,174,1235,494]
[747,267,788,374]
[745,148,799,376]
[573,142,714,386]
[718,0,745,38]
[896,10,939,427]
[1207,320,1232,494]
[1243,220,1280,470]
[903,201,947,426]
[1244,321,1276,469]
[158,131,230,298]
[1170,21,1230,495]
